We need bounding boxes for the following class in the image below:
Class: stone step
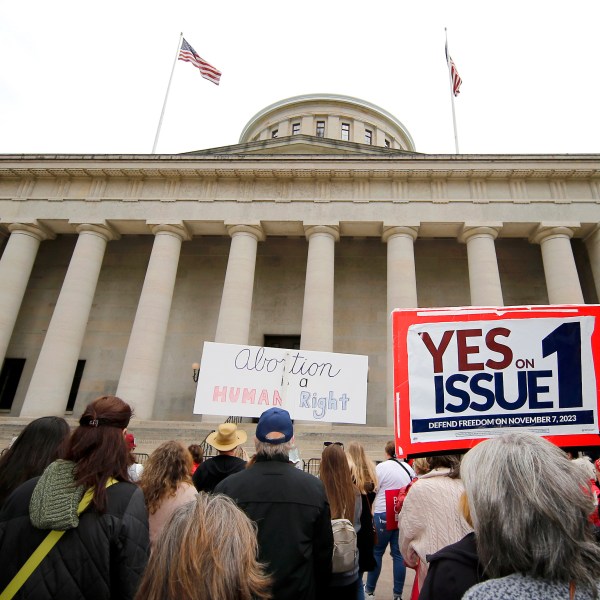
[0,416,394,464]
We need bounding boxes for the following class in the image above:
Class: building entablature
[1,151,600,240]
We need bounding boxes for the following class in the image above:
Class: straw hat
[206,423,247,452]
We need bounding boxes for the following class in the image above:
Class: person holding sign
[462,432,600,600]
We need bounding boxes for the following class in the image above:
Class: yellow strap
[0,478,118,600]
[0,530,66,600]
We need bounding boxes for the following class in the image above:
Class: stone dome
[239,93,415,151]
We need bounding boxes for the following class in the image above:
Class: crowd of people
[2,396,600,599]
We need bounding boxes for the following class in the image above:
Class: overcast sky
[1,1,599,156]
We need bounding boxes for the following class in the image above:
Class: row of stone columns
[0,221,594,421]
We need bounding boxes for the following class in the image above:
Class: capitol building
[1,93,599,427]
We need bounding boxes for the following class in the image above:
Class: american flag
[178,38,222,85]
[445,42,462,96]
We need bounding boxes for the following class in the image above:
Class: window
[271,129,279,139]
[384,138,391,148]
[365,129,373,145]
[0,358,25,410]
[264,334,301,350]
[291,122,300,135]
[66,360,86,411]
[316,121,325,137]
[341,123,350,141]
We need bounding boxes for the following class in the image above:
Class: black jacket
[216,455,334,600]
[357,493,376,573]
[419,532,485,600]
[0,478,149,600]
[192,454,246,492]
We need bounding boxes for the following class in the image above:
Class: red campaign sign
[392,305,600,458]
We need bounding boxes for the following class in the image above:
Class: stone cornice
[1,163,600,181]
[0,166,600,180]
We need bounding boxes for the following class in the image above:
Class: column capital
[530,223,579,245]
[7,221,55,241]
[74,222,120,241]
[150,223,192,241]
[226,223,265,241]
[304,225,340,242]
[382,226,419,243]
[583,223,600,243]
[459,224,502,244]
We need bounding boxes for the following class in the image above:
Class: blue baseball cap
[256,407,293,444]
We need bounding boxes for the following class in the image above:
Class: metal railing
[132,452,149,464]
[199,431,217,458]
[303,458,321,477]
[197,420,320,475]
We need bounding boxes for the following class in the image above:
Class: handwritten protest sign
[193,342,368,424]
[392,305,600,457]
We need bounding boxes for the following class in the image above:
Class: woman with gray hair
[462,432,600,600]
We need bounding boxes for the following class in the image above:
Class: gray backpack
[331,518,357,573]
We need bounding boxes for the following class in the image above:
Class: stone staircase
[0,416,394,465]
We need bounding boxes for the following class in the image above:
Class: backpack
[395,478,417,512]
[331,518,357,573]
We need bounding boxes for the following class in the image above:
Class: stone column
[300,225,339,352]
[585,225,600,301]
[384,226,419,310]
[215,224,265,345]
[0,222,54,368]
[20,223,117,417]
[531,225,584,304]
[459,225,504,306]
[383,226,418,426]
[116,224,190,420]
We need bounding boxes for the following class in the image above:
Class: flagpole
[445,28,460,154]
[152,32,183,154]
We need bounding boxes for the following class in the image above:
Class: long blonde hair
[346,441,377,494]
[135,493,271,600]
[140,441,192,514]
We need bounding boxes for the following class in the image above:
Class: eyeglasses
[323,441,344,448]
